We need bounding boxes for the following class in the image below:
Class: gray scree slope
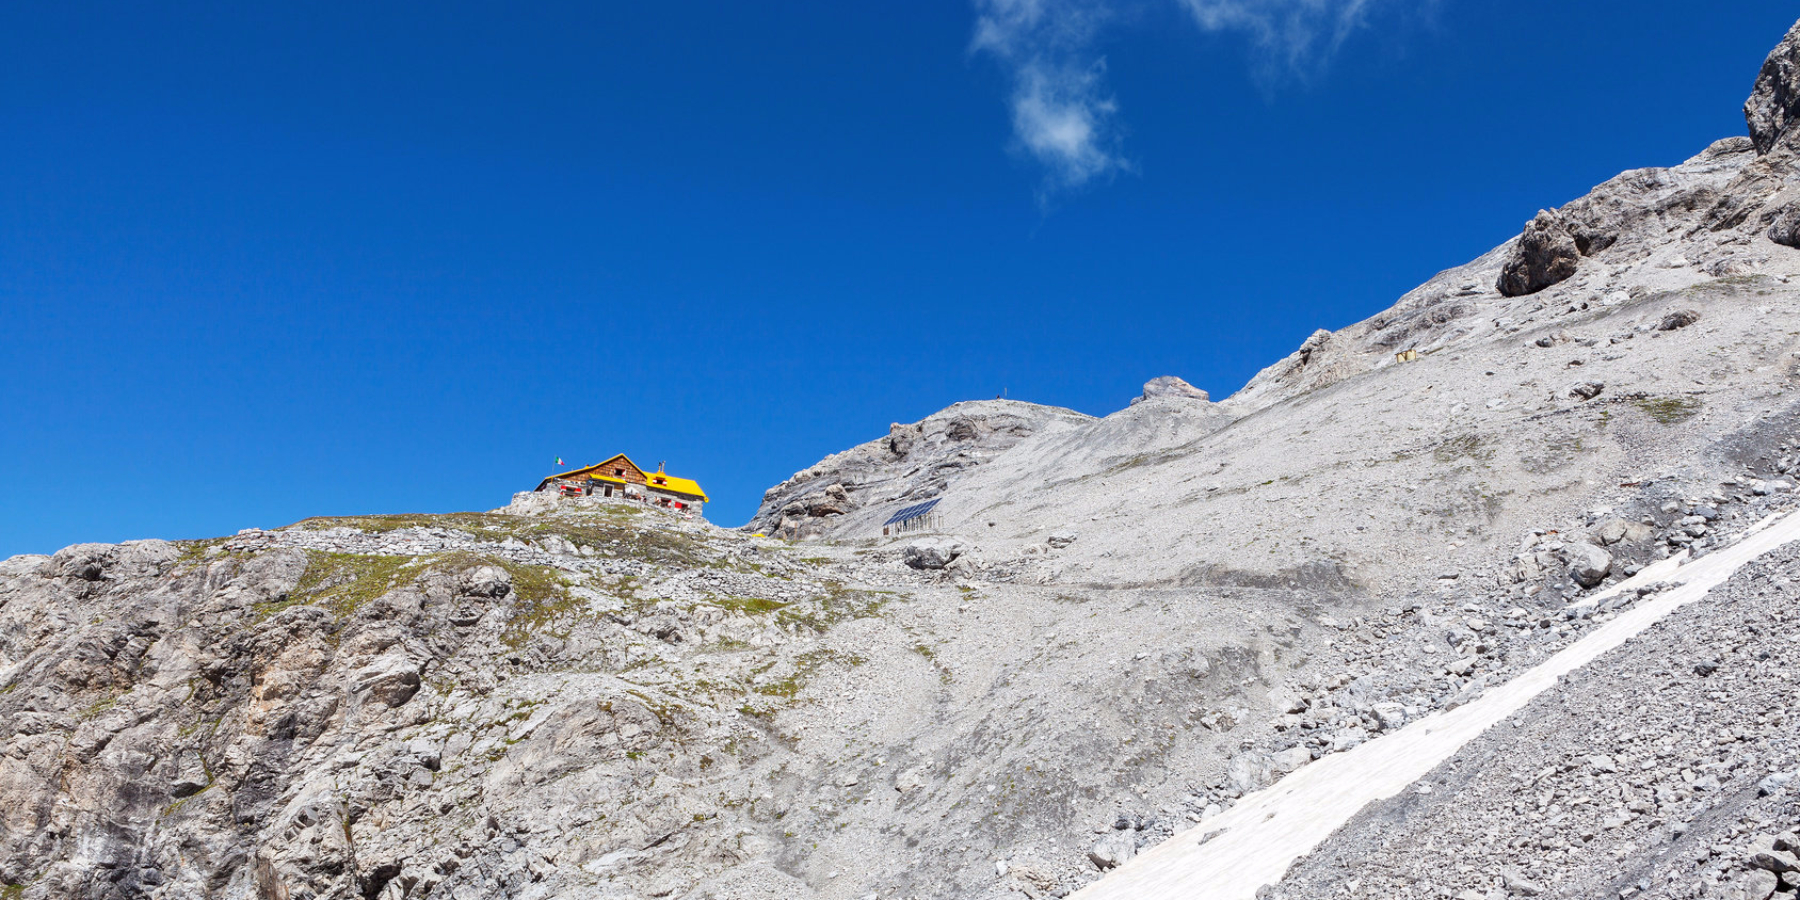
[1073,508,1800,900]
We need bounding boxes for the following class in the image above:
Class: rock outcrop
[1497,209,1584,297]
[902,537,966,569]
[1747,19,1800,154]
[747,400,1092,539]
[1769,204,1800,247]
[1133,376,1211,404]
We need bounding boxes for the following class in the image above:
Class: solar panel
[883,498,941,526]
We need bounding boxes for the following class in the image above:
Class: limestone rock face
[1497,210,1583,297]
[1747,20,1800,154]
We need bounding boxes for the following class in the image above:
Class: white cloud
[972,0,1405,195]
[1179,0,1379,76]
[972,0,1127,195]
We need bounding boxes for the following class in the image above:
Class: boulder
[1369,702,1408,733]
[1769,205,1800,248]
[1086,833,1137,870]
[1657,310,1701,331]
[1742,869,1780,900]
[1757,771,1796,796]
[1497,210,1582,297]
[500,490,561,515]
[1568,381,1605,401]
[1499,866,1545,896]
[1592,518,1652,546]
[1269,746,1313,774]
[903,539,966,570]
[1752,849,1800,873]
[1226,750,1275,794]
[1565,543,1613,588]
[894,766,928,794]
[461,565,513,599]
[1134,376,1211,405]
[1746,19,1800,154]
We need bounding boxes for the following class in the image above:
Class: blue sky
[2,2,1794,555]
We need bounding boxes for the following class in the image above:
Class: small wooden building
[535,454,709,513]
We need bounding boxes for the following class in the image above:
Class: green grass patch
[173,537,231,567]
[711,596,786,615]
[524,520,709,567]
[80,694,119,719]
[1434,432,1494,464]
[176,714,224,739]
[273,550,569,638]
[292,512,518,541]
[281,551,415,619]
[1105,454,1152,476]
[586,503,645,519]
[1633,396,1703,424]
[755,672,807,699]
[753,649,860,700]
[776,581,890,632]
[160,784,213,819]
[291,510,712,567]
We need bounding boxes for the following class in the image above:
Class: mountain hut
[535,454,709,513]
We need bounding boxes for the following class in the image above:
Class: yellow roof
[645,473,709,501]
[535,453,707,501]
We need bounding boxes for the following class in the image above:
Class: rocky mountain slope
[5,18,1800,900]
[750,42,1800,601]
